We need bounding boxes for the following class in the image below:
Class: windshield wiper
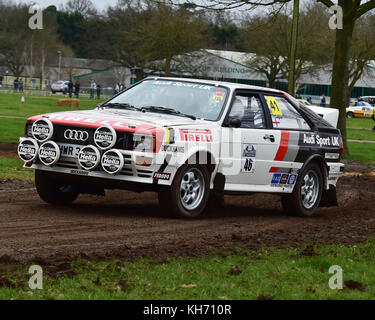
[141,106,196,120]
[104,102,140,111]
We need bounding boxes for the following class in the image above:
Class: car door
[219,90,281,191]
[261,93,313,190]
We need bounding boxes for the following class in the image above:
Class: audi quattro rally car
[17,78,344,218]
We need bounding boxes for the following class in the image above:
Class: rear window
[264,95,311,130]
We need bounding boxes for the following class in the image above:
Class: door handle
[263,134,275,143]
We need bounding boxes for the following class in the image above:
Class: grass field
[347,118,375,130]
[0,92,104,118]
[347,128,375,141]
[346,117,375,142]
[343,142,375,165]
[0,118,26,143]
[0,242,375,300]
[0,157,34,181]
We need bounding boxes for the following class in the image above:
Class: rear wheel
[158,165,210,218]
[35,170,79,205]
[347,111,354,118]
[281,162,323,217]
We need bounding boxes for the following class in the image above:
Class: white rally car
[18,78,344,218]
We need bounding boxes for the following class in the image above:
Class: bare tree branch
[356,0,375,18]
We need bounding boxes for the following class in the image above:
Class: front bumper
[27,149,176,187]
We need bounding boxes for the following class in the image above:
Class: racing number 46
[243,158,253,172]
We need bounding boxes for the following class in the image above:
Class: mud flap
[319,185,338,207]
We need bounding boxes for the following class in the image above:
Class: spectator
[68,79,74,98]
[96,84,101,99]
[320,94,327,108]
[19,78,24,92]
[119,82,124,92]
[74,80,80,98]
[0,75,3,86]
[14,78,18,93]
[114,82,120,95]
[90,80,97,99]
[307,96,312,105]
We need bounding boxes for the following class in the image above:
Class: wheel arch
[178,148,220,189]
[300,154,328,190]
[183,149,218,174]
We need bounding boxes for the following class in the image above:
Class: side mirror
[228,118,242,128]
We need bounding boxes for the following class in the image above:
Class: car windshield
[107,79,229,121]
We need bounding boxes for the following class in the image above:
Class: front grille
[52,124,133,150]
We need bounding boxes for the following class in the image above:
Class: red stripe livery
[269,130,290,173]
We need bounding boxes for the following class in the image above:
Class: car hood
[27,108,211,132]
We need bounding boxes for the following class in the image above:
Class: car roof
[146,77,281,94]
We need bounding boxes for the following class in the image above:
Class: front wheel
[281,162,323,217]
[35,170,79,205]
[347,112,354,118]
[158,165,210,219]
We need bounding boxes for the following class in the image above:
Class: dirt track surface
[0,165,375,266]
[0,143,17,159]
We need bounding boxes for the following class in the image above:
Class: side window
[228,93,266,129]
[264,95,311,130]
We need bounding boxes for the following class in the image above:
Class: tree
[134,2,207,76]
[241,14,290,88]
[95,0,206,78]
[321,0,375,154]
[65,0,97,17]
[176,0,375,154]
[55,10,85,55]
[95,0,151,73]
[205,11,241,50]
[240,4,331,88]
[0,3,30,78]
[24,27,61,89]
[346,13,375,103]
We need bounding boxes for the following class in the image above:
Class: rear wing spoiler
[306,106,339,128]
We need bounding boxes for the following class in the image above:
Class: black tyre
[281,162,323,217]
[35,170,79,205]
[51,91,56,94]
[347,112,354,118]
[158,165,210,218]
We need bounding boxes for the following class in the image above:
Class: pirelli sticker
[265,96,283,116]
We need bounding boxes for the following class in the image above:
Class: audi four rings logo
[64,130,89,141]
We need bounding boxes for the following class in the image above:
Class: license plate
[57,143,82,159]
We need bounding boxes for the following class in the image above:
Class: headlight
[132,134,155,152]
